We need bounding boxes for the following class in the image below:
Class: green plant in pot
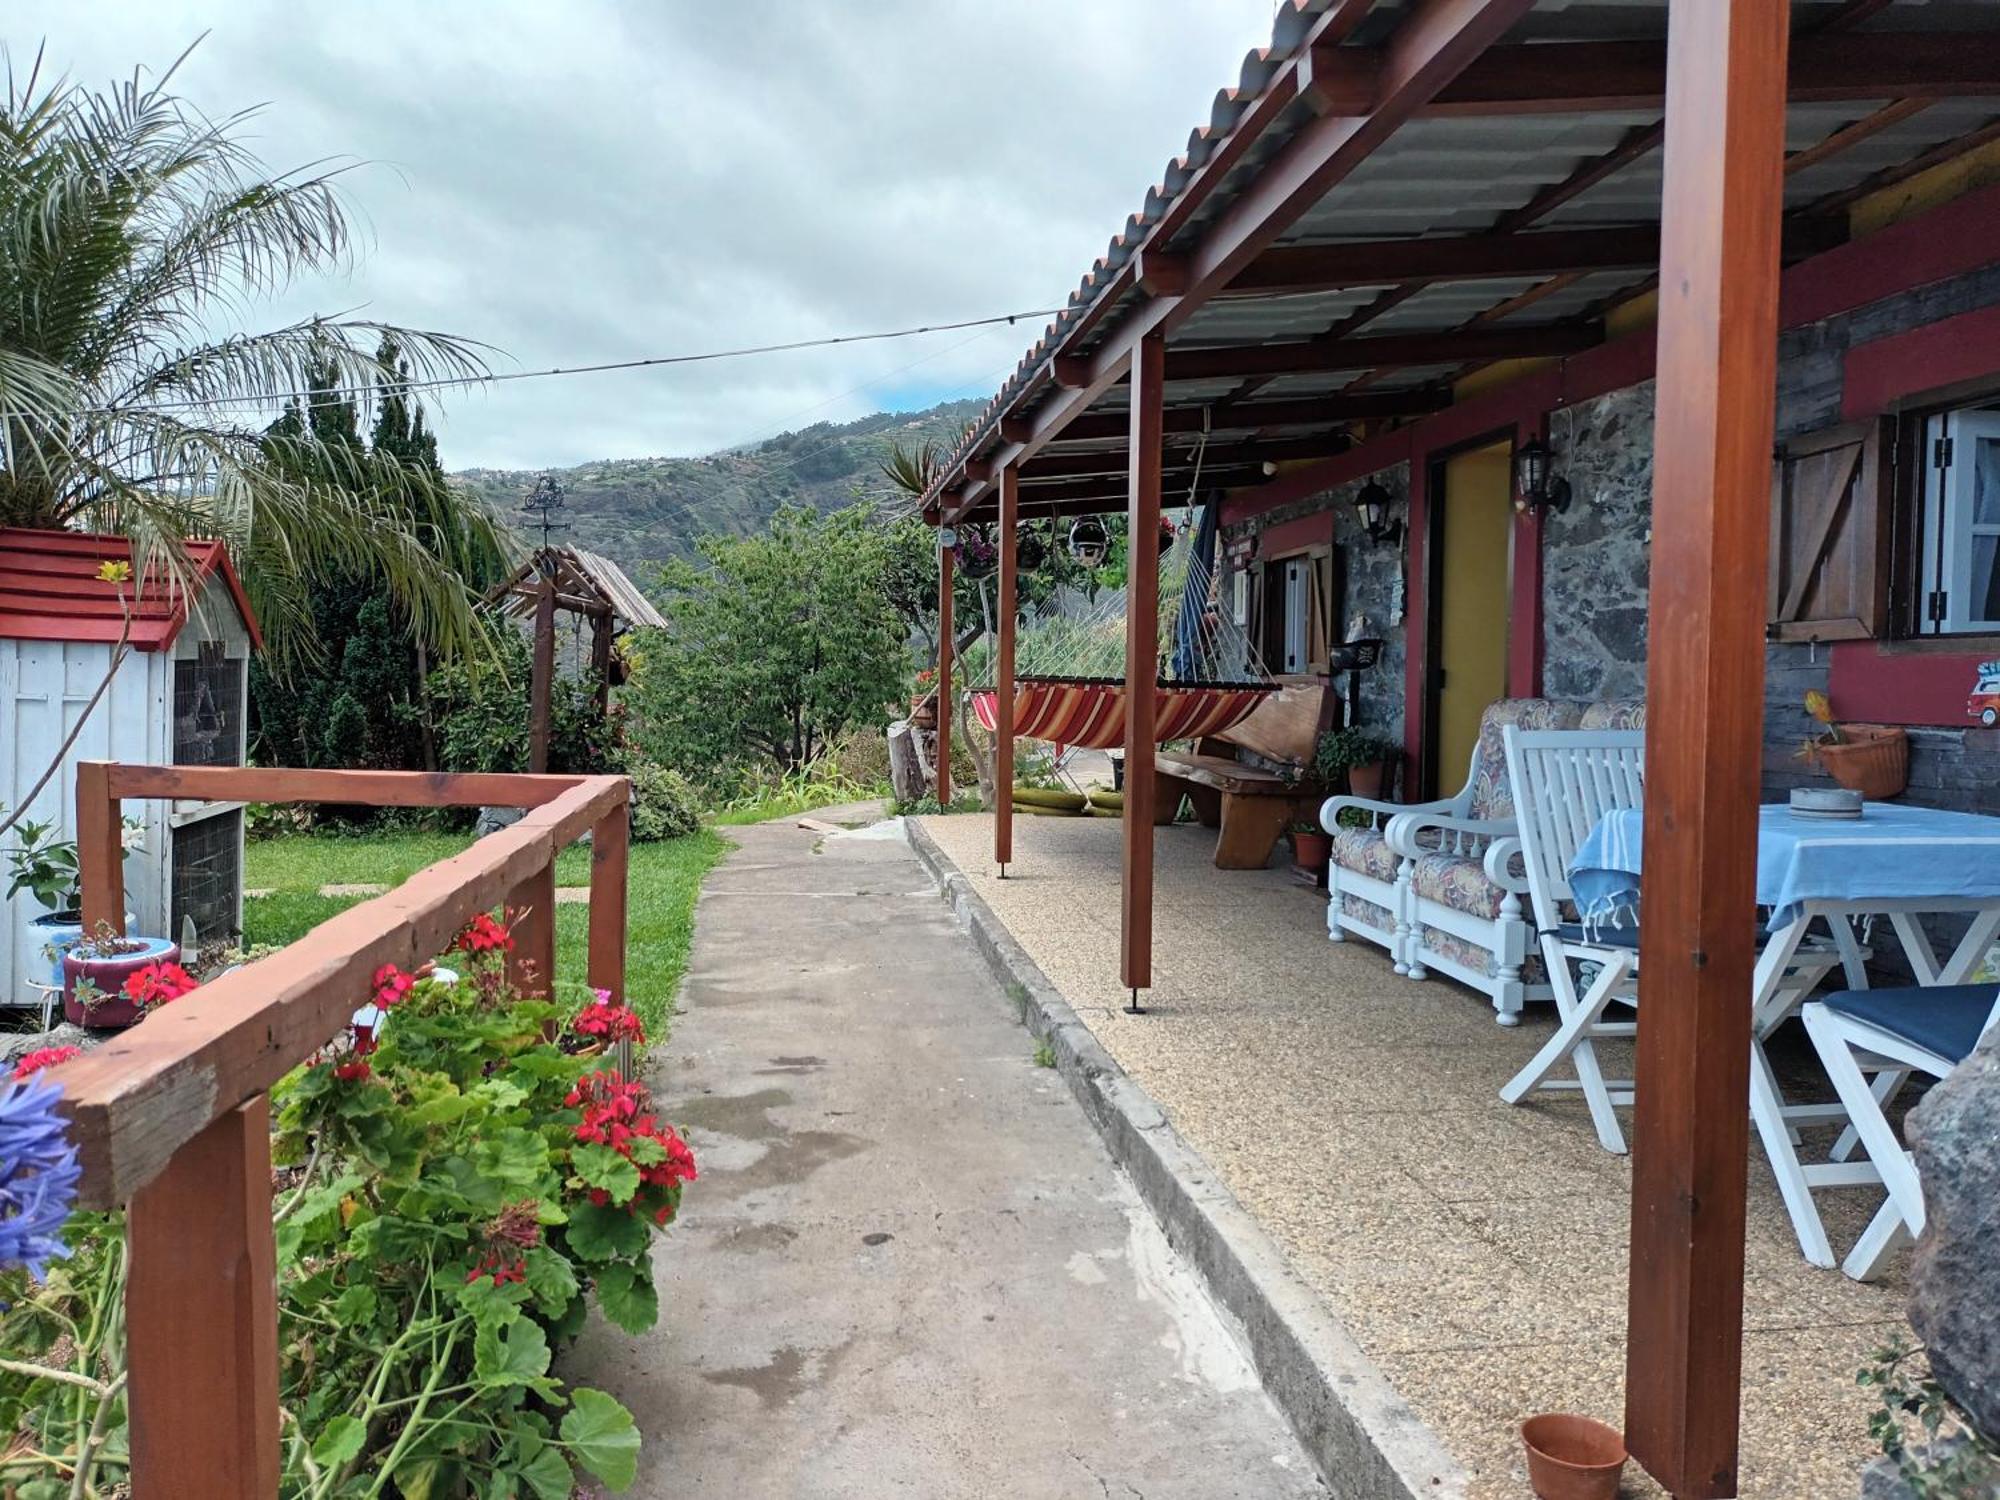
[1290,816,1332,882]
[7,817,147,986]
[1315,727,1397,800]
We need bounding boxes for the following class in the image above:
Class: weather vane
[519,473,570,553]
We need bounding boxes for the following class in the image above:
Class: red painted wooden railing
[56,764,631,1500]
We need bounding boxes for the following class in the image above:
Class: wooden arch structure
[489,545,665,772]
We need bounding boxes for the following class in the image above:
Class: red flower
[465,1254,525,1286]
[12,1045,82,1079]
[452,913,515,956]
[122,962,198,1011]
[571,994,645,1046]
[371,964,414,1009]
[333,1058,372,1082]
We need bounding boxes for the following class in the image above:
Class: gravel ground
[920,812,1910,1500]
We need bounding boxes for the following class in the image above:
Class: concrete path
[568,814,1324,1499]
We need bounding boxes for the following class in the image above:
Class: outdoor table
[1568,801,2000,1268]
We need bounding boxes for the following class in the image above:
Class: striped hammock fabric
[970,677,1274,751]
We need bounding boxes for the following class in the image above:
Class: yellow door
[1434,441,1514,790]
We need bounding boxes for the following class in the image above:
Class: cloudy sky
[15,2,1281,470]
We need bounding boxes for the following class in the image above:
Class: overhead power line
[114,308,1063,417]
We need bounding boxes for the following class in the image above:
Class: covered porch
[917,810,1906,1498]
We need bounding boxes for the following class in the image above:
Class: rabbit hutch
[0,529,260,1008]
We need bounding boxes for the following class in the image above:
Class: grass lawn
[243,828,726,1041]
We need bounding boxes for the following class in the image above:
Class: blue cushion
[1556,922,1639,951]
[1822,985,2000,1065]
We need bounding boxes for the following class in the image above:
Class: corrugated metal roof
[933,0,2000,515]
[491,545,666,631]
[0,528,261,652]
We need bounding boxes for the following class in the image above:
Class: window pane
[1976,436,2000,525]
[1975,531,2000,624]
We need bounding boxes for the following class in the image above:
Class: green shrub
[627,759,702,842]
[430,628,623,776]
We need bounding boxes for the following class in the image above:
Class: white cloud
[13,0,1281,467]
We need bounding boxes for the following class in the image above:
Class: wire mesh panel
[170,808,242,948]
[173,642,244,767]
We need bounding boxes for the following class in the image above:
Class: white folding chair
[1489,728,1647,1153]
[1800,983,2000,1280]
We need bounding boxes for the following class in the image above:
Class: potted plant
[1290,817,1332,885]
[63,928,191,1028]
[1015,525,1048,573]
[1315,727,1397,800]
[955,524,999,580]
[6,818,147,985]
[1799,689,1909,799]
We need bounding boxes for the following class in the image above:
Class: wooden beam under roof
[1047,389,1445,444]
[1165,321,1602,382]
[1019,434,1351,481]
[1304,31,2000,117]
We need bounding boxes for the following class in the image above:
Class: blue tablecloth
[1570,803,2000,932]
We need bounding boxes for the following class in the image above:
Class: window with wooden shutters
[1768,417,1893,642]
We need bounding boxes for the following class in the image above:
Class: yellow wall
[1435,441,1514,788]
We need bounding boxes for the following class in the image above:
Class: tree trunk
[887,720,928,804]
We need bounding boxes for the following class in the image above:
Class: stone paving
[920,812,1911,1500]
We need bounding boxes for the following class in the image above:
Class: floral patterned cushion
[1341,892,1395,933]
[1580,699,1647,731]
[1412,852,1505,919]
[1464,699,1586,821]
[1331,826,1401,883]
[1419,924,1499,977]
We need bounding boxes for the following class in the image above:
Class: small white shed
[1,528,260,1007]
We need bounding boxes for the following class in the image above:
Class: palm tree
[0,43,511,666]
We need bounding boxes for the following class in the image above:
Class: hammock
[968,478,1277,748]
[971,677,1271,751]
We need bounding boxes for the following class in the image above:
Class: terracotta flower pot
[1291,828,1331,879]
[63,936,182,1029]
[1520,1414,1627,1500]
[1347,760,1387,800]
[1817,723,1908,800]
[910,695,938,730]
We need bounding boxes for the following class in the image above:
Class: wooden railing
[57,764,632,1500]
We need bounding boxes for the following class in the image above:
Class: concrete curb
[905,817,1470,1500]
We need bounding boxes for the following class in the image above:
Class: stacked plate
[1789,787,1864,820]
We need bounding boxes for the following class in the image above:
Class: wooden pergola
[922,3,2000,1493]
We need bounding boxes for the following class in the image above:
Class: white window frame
[1919,408,2000,635]
[1280,558,1309,674]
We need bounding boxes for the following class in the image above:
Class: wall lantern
[1512,436,1573,515]
[1352,480,1402,546]
[1068,515,1110,569]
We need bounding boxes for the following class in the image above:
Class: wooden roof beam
[1048,389,1446,444]
[1165,320,1601,381]
[1304,32,2000,117]
[1020,435,1352,481]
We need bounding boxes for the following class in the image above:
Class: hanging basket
[955,525,998,579]
[1068,516,1109,569]
[1817,724,1909,799]
[1015,526,1048,573]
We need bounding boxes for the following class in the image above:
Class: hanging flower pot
[1015,526,1048,573]
[955,525,998,579]
[1157,515,1177,556]
[1068,516,1110,569]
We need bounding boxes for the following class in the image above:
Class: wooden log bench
[1154,677,1333,869]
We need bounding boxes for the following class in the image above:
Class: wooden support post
[75,760,124,936]
[590,615,614,716]
[587,789,629,1003]
[995,466,1018,873]
[529,570,557,775]
[937,537,954,805]
[507,858,557,1000]
[1120,331,1165,1011]
[128,1097,279,1500]
[1625,3,1791,1496]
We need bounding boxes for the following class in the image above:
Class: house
[907,3,2000,1494]
[0,528,260,1003]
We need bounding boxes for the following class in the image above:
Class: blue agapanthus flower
[0,1074,82,1281]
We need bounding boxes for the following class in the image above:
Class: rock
[1859,1441,2000,1499]
[1,1022,96,1067]
[476,805,525,837]
[1906,1027,2000,1439]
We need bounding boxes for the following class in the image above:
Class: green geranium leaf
[623,1134,668,1166]
[560,1388,640,1490]
[459,1273,534,1327]
[407,1090,477,1127]
[592,1261,659,1335]
[567,1203,648,1262]
[475,1315,552,1387]
[515,1443,574,1500]
[332,1282,379,1326]
[523,1246,580,1316]
[311,1413,367,1467]
[572,1143,641,1203]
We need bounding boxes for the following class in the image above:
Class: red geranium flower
[371,964,414,1008]
[333,1058,372,1082]
[453,913,514,956]
[123,962,198,1011]
[571,993,645,1046]
[12,1045,82,1079]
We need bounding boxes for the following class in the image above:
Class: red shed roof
[0,528,262,653]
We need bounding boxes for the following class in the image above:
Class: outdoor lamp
[1068,515,1110,568]
[1512,436,1573,515]
[1352,480,1402,546]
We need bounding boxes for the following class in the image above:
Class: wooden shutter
[1768,417,1893,642]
